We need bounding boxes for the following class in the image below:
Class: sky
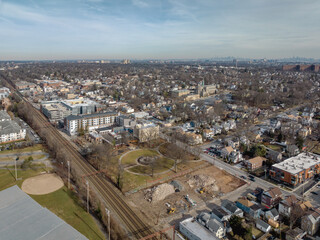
[0,0,319,60]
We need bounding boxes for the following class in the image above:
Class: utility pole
[14,157,19,181]
[67,161,70,189]
[86,180,89,213]
[105,208,110,240]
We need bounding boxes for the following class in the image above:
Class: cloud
[132,0,149,8]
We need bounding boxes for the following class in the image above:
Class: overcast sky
[0,0,319,60]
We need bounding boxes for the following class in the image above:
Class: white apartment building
[64,112,117,135]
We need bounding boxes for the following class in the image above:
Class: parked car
[311,191,318,195]
[240,176,247,179]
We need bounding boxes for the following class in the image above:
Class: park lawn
[0,144,46,155]
[32,187,105,240]
[122,172,152,192]
[121,149,159,165]
[129,157,174,175]
[267,144,283,152]
[0,166,47,191]
[0,153,47,162]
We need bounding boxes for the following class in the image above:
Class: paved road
[0,151,50,166]
[162,132,299,199]
[200,153,296,197]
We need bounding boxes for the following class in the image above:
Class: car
[249,175,255,179]
[317,185,320,188]
[249,178,256,182]
[311,191,318,195]
[240,176,247,179]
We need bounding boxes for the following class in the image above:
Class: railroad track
[1,75,154,239]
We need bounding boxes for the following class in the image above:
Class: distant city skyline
[0,0,319,60]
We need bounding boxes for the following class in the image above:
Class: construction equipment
[199,187,206,194]
[167,207,176,214]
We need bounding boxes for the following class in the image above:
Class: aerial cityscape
[0,1,320,240]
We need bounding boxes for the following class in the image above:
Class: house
[265,208,279,221]
[245,156,266,171]
[278,195,298,217]
[301,207,320,236]
[185,132,203,145]
[203,129,214,139]
[256,219,271,233]
[286,145,300,157]
[236,198,261,219]
[261,187,282,209]
[206,219,226,239]
[196,212,226,239]
[267,149,283,162]
[220,146,234,159]
[221,200,243,218]
[210,206,231,222]
[229,150,243,163]
[285,228,306,240]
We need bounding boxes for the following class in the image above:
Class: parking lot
[15,117,41,143]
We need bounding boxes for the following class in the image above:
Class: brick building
[270,153,320,187]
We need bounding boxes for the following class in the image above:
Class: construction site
[127,165,246,229]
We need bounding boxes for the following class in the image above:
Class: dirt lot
[21,173,64,195]
[127,165,245,229]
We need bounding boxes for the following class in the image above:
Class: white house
[256,219,271,233]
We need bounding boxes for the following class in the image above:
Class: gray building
[179,217,220,240]
[41,102,71,122]
[0,185,88,240]
[41,98,100,121]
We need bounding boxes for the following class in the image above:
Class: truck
[185,194,197,207]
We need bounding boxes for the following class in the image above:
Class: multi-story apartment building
[0,110,26,143]
[270,153,320,187]
[41,98,100,118]
[0,87,10,100]
[41,103,71,123]
[64,112,117,135]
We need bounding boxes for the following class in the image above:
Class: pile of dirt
[187,174,219,192]
[144,183,175,202]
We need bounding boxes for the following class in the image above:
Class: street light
[86,180,89,213]
[67,161,70,189]
[105,208,110,240]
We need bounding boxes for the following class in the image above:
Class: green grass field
[268,144,283,152]
[0,166,47,191]
[0,144,46,155]
[0,167,105,240]
[0,153,47,162]
[32,187,105,240]
[121,149,159,165]
[129,157,174,175]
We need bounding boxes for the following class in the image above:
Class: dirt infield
[21,173,64,195]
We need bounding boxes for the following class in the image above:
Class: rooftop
[272,152,320,174]
[180,217,218,240]
[0,186,87,240]
[65,112,117,121]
